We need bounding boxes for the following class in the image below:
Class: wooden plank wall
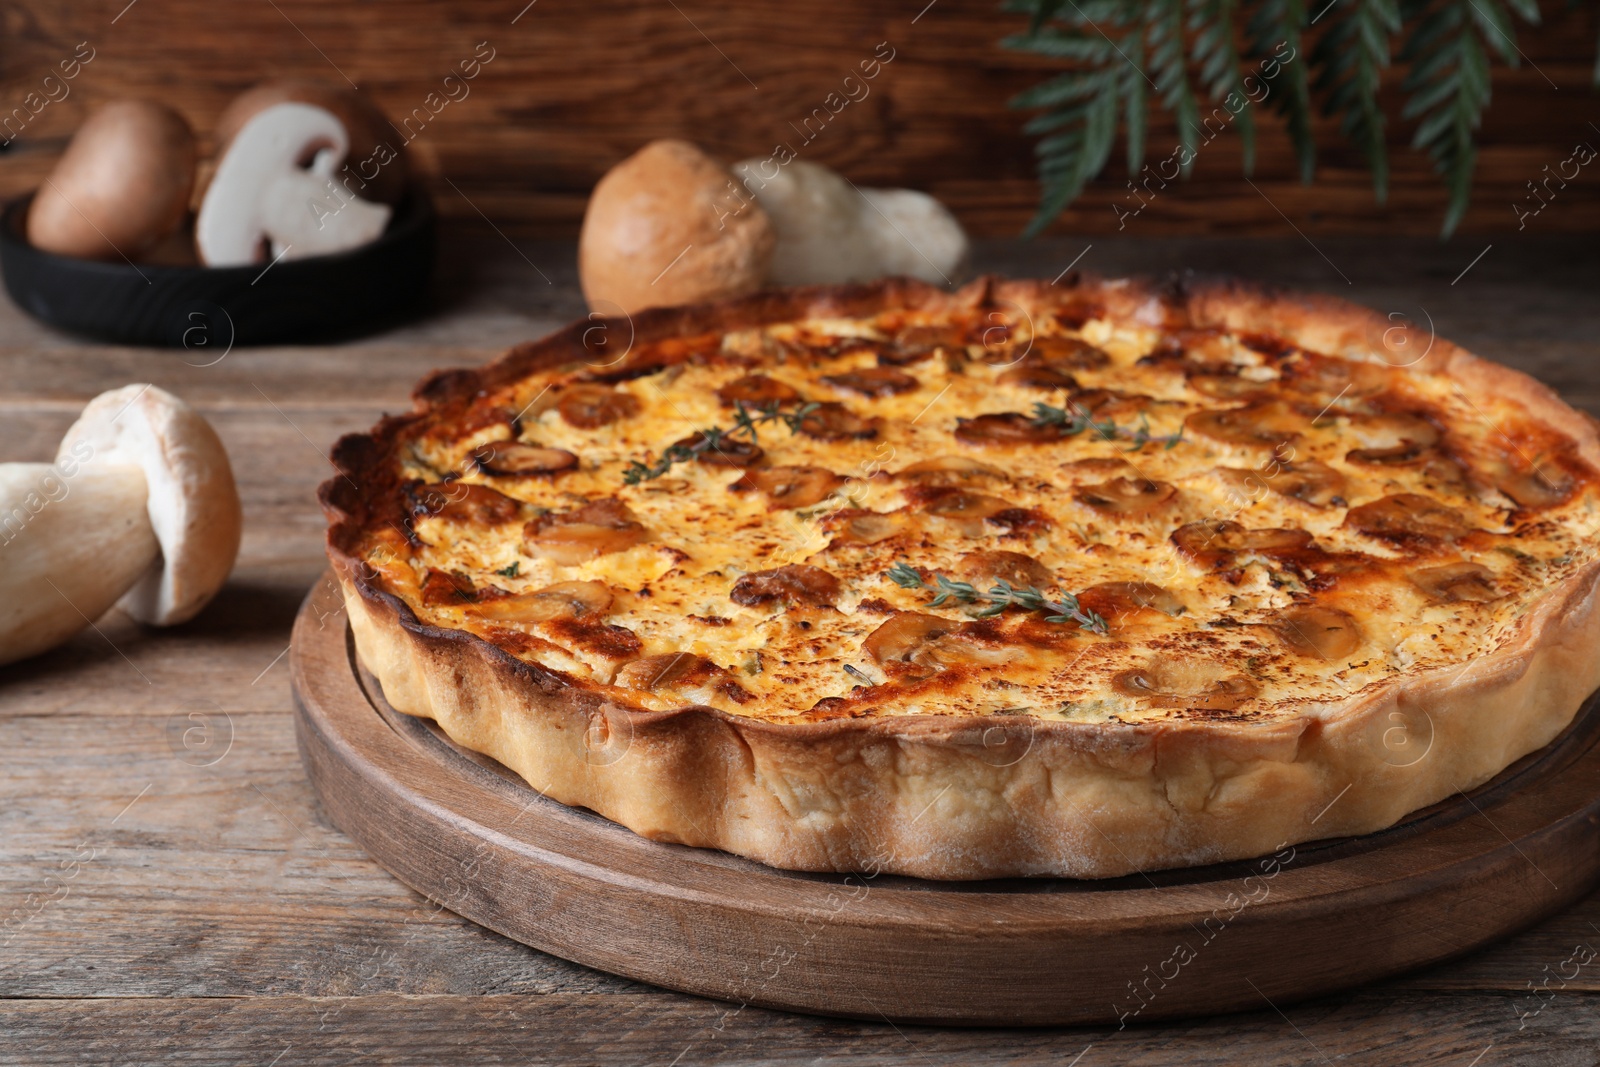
[0,0,1597,237]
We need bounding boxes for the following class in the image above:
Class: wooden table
[3,232,1598,1065]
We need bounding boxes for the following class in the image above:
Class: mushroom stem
[0,463,157,666]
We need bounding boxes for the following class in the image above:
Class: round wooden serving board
[290,573,1600,1026]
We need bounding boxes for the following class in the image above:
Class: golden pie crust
[321,276,1600,879]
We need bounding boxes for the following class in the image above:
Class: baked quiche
[321,276,1600,880]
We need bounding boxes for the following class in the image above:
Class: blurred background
[3,0,1596,240]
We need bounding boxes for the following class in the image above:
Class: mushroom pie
[322,277,1600,879]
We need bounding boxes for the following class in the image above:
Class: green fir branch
[1188,0,1257,172]
[1001,0,1557,238]
[1246,0,1316,182]
[1313,0,1400,202]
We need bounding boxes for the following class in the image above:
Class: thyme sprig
[1030,400,1183,451]
[887,561,1109,636]
[621,401,819,485]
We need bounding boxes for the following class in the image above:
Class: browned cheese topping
[357,294,1600,725]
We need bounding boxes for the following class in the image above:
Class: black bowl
[0,187,437,347]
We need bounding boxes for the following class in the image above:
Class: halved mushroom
[615,652,741,697]
[408,481,524,525]
[1078,582,1184,621]
[729,465,846,508]
[1073,477,1177,516]
[729,564,841,608]
[421,569,490,608]
[917,488,1010,521]
[1112,659,1259,710]
[821,367,919,397]
[1031,336,1110,370]
[1411,562,1503,603]
[1216,461,1347,509]
[1185,400,1304,449]
[953,412,1062,446]
[524,498,647,565]
[1142,328,1227,364]
[959,550,1053,590]
[912,487,1010,536]
[1235,332,1297,359]
[1344,413,1441,465]
[468,580,615,623]
[1189,372,1269,400]
[894,323,966,350]
[826,509,911,546]
[1069,389,1154,419]
[1343,493,1471,548]
[471,441,579,477]
[860,611,986,680]
[673,433,764,467]
[1495,464,1574,509]
[880,324,965,366]
[997,364,1079,391]
[1171,520,1314,567]
[557,384,641,429]
[1282,353,1390,401]
[896,455,1009,485]
[717,374,803,408]
[986,506,1052,536]
[1062,457,1139,479]
[1051,302,1104,331]
[1269,460,1347,508]
[798,402,880,440]
[1272,605,1363,660]
[195,100,391,266]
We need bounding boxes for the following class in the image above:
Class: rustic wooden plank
[0,991,1596,1065]
[4,694,1600,1001]
[3,575,1598,997]
[0,1,1596,237]
[1,235,1598,1052]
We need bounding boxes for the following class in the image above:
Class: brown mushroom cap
[213,81,408,205]
[579,140,775,315]
[57,384,241,626]
[28,100,196,261]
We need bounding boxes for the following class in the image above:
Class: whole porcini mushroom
[27,100,197,261]
[732,158,969,287]
[0,385,242,667]
[196,101,392,266]
[579,139,775,315]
